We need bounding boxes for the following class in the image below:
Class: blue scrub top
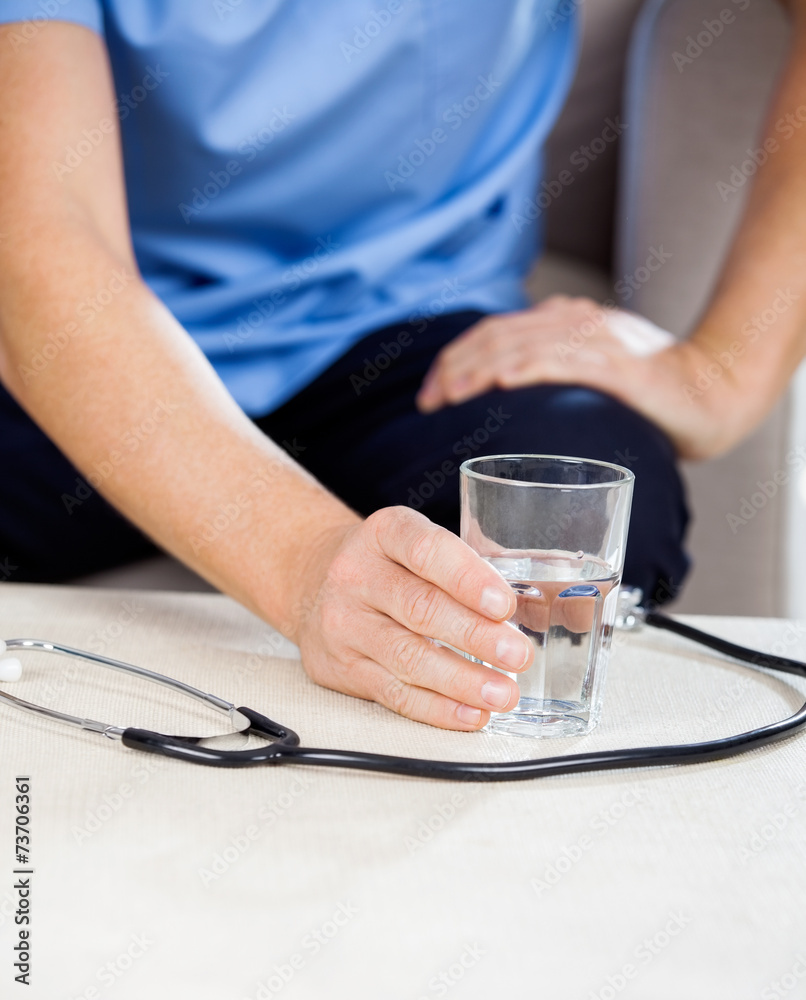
[1,1,577,415]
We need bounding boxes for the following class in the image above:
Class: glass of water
[460,455,634,738]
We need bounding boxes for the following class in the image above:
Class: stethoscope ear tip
[0,657,23,683]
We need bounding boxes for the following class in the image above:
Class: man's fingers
[358,559,532,672]
[366,507,517,621]
[417,332,549,411]
[310,651,491,731]
[379,675,493,731]
[366,660,494,731]
[416,301,630,412]
[355,615,521,713]
[437,345,526,405]
[416,324,491,410]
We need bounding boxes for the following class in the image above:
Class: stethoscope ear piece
[0,657,22,682]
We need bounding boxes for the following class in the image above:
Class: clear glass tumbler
[460,454,634,738]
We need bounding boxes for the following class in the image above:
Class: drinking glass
[460,454,634,738]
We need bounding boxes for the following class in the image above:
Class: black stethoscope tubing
[116,612,806,780]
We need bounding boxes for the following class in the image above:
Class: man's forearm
[0,218,360,637]
[688,24,806,431]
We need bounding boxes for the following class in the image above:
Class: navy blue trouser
[0,310,689,603]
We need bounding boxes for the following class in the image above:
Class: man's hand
[415,295,752,461]
[288,507,535,731]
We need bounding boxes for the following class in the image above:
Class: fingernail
[416,391,438,413]
[481,586,512,619]
[457,704,483,726]
[496,635,530,671]
[481,678,514,710]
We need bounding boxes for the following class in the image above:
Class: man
[0,1,804,731]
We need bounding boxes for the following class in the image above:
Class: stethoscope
[1,606,805,781]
